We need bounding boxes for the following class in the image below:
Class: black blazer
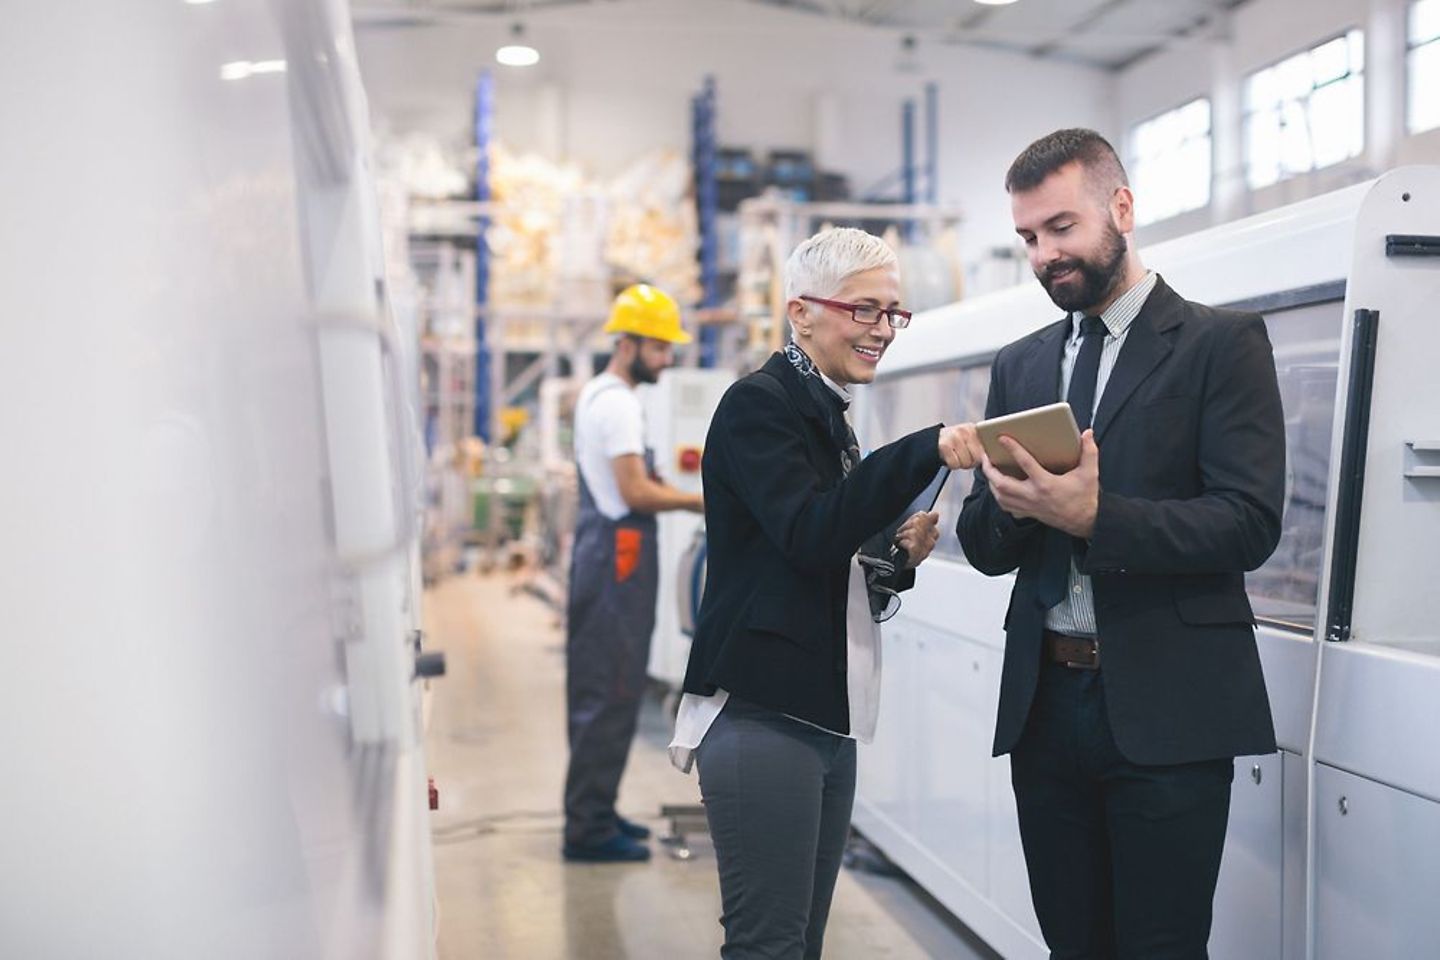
[958,277,1284,765]
[682,352,943,734]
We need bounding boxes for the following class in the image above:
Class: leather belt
[1043,630,1099,670]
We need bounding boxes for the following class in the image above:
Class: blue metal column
[901,98,916,205]
[691,76,720,368]
[925,82,938,205]
[473,70,494,441]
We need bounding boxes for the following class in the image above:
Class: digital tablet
[865,465,950,570]
[976,401,1083,479]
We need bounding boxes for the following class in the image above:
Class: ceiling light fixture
[973,0,1020,6]
[220,59,287,81]
[496,23,539,67]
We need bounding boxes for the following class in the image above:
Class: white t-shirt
[573,373,646,521]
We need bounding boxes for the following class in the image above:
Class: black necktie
[1037,316,1106,608]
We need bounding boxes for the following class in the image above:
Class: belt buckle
[1062,636,1099,671]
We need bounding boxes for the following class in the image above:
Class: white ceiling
[352,0,1252,71]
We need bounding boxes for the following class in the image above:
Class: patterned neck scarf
[784,340,861,475]
[784,341,897,621]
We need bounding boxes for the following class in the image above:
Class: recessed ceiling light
[974,0,1019,6]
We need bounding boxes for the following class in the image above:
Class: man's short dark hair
[1005,128,1129,196]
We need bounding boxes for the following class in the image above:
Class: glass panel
[859,361,992,563]
[1413,0,1440,45]
[1245,299,1345,632]
[1311,35,1350,86]
[1276,54,1314,102]
[1183,98,1212,138]
[1278,99,1315,177]
[1409,41,1440,132]
[1175,136,1212,213]
[1132,118,1158,161]
[1247,110,1281,189]
[1247,67,1277,111]
[1131,98,1212,226]
[1309,76,1365,169]
[1348,27,1366,72]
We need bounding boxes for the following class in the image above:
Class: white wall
[353,0,1116,272]
[1118,0,1440,244]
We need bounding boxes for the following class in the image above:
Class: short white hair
[783,227,897,303]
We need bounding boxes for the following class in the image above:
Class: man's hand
[894,510,940,569]
[981,429,1100,538]
[938,423,987,470]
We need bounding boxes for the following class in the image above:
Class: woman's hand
[894,510,940,569]
[938,423,985,470]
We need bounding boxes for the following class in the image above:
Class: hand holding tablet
[975,401,1083,479]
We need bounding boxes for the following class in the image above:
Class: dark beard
[1037,221,1128,313]
[629,352,660,385]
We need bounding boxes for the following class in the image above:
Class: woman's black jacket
[681,351,944,733]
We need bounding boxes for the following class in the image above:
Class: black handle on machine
[411,629,447,679]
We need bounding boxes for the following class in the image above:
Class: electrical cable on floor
[430,808,564,844]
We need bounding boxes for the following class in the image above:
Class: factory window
[1129,98,1212,226]
[1244,30,1366,190]
[1410,0,1440,133]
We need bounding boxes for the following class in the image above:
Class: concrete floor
[423,571,1002,959]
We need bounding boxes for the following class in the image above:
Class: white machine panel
[1210,753,1285,960]
[1314,764,1440,960]
[0,2,435,956]
[639,367,733,687]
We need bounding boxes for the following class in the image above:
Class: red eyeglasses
[798,295,912,329]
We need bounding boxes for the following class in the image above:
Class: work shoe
[616,815,651,840]
[562,834,651,863]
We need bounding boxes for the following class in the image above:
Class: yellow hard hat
[603,284,692,345]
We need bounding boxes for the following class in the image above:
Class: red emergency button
[677,446,703,473]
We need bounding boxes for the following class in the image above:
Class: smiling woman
[669,227,986,957]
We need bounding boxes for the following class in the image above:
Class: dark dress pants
[695,696,857,960]
[1011,661,1234,960]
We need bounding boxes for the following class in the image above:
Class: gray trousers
[695,696,858,960]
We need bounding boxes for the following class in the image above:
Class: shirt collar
[1070,269,1157,340]
[818,370,851,408]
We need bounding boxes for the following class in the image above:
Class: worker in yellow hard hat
[562,284,703,863]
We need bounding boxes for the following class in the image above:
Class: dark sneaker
[616,815,652,840]
[562,834,651,863]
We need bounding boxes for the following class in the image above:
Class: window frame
[1241,28,1367,191]
[1127,96,1214,227]
[1407,0,1440,134]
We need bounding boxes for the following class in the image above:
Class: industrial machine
[0,2,438,956]
[852,168,1440,960]
[639,367,734,688]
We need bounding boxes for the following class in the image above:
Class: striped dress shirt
[1044,270,1158,637]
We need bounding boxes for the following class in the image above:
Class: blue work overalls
[562,382,659,848]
